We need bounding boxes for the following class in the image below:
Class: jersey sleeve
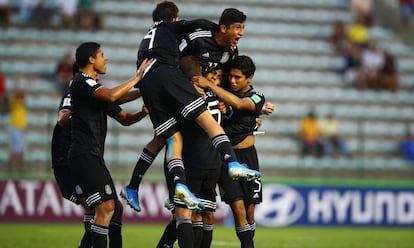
[106,104,122,118]
[58,91,71,111]
[249,91,266,117]
[173,19,218,37]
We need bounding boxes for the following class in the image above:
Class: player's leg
[156,216,177,248]
[201,211,215,248]
[175,206,194,248]
[121,135,164,212]
[191,212,204,248]
[166,131,204,211]
[194,111,260,180]
[230,200,254,248]
[108,199,123,248]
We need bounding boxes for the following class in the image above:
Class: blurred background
[0,0,414,226]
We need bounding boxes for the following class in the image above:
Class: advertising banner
[0,180,230,223]
[255,184,414,227]
[2,180,413,227]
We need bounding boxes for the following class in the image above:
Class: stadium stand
[0,0,413,178]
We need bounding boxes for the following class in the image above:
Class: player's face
[228,68,251,93]
[222,22,245,48]
[205,69,223,86]
[93,48,108,74]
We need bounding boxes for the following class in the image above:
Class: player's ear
[219,24,227,33]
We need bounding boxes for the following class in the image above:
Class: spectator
[0,0,10,28]
[7,89,27,174]
[398,0,414,34]
[399,127,414,165]
[0,67,9,125]
[349,0,374,26]
[378,51,399,92]
[299,110,323,157]
[53,53,74,94]
[58,0,78,29]
[357,42,384,90]
[347,16,370,48]
[319,113,350,158]
[19,0,53,28]
[329,20,348,53]
[77,0,103,30]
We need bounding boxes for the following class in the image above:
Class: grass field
[0,223,413,248]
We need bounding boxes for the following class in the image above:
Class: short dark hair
[152,1,179,22]
[231,55,255,78]
[72,61,80,76]
[179,56,201,79]
[219,8,246,27]
[75,42,100,68]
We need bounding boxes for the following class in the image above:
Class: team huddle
[50,1,274,248]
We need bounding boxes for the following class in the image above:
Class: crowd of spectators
[0,0,102,31]
[298,110,350,159]
[329,3,400,92]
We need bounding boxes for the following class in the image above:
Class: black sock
[211,134,237,163]
[236,224,254,248]
[156,217,177,248]
[79,215,93,248]
[192,221,203,248]
[109,221,122,248]
[176,218,193,248]
[167,159,186,185]
[200,224,213,248]
[91,223,108,248]
[128,148,156,189]
[250,222,256,238]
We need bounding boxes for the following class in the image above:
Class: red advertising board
[0,180,231,223]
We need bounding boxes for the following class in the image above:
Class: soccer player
[156,56,225,248]
[121,3,256,214]
[193,55,271,248]
[51,62,150,248]
[126,1,260,213]
[68,41,152,248]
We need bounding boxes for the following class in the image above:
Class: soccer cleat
[228,161,261,181]
[175,183,205,212]
[120,185,141,212]
[163,197,175,211]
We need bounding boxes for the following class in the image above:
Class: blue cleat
[120,185,141,212]
[175,183,205,212]
[228,161,261,181]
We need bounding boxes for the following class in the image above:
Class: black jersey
[137,19,217,68]
[223,86,265,145]
[51,91,72,167]
[68,73,122,158]
[181,90,222,170]
[179,28,238,74]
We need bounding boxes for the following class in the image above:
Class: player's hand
[136,58,154,78]
[218,101,227,114]
[255,118,262,129]
[262,101,275,115]
[141,105,149,114]
[192,75,212,89]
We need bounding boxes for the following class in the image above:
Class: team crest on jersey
[105,185,112,195]
[62,97,71,107]
[75,185,83,195]
[220,52,230,63]
[250,94,262,104]
[86,78,98,87]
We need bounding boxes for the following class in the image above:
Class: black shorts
[139,63,207,138]
[69,154,118,208]
[164,161,221,212]
[219,146,262,205]
[53,164,83,204]
[185,166,221,212]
